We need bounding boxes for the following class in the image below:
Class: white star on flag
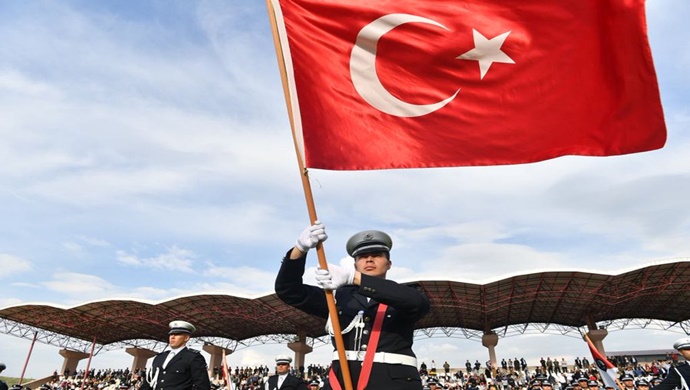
[458,29,515,79]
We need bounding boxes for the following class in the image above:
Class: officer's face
[168,333,190,349]
[680,348,690,360]
[355,252,391,278]
[276,362,290,375]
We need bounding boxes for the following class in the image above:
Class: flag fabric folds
[222,349,231,389]
[269,0,666,170]
[585,335,619,388]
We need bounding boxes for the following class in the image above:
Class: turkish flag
[221,349,231,387]
[585,335,619,388]
[269,0,666,170]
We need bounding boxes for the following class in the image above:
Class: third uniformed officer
[140,320,211,390]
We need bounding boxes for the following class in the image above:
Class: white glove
[315,264,354,290]
[295,221,328,253]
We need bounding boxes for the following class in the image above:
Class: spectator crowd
[4,353,684,390]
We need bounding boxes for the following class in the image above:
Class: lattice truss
[0,317,332,354]
[1,260,689,355]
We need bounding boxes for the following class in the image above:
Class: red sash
[329,303,388,390]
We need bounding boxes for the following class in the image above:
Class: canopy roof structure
[1,260,689,354]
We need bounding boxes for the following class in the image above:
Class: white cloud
[431,242,565,282]
[42,272,114,295]
[62,241,84,256]
[0,69,61,97]
[113,286,180,302]
[0,296,24,308]
[76,235,111,247]
[0,253,32,278]
[116,246,197,273]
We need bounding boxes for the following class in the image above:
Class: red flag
[269,0,666,170]
[221,349,230,388]
[585,335,619,388]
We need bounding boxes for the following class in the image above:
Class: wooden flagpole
[18,331,38,385]
[80,336,97,390]
[264,1,354,389]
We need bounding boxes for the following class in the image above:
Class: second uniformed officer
[140,320,211,390]
[265,355,307,390]
[0,362,8,390]
[651,337,690,390]
[275,222,431,390]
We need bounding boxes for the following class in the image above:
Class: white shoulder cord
[325,310,365,353]
[674,364,689,390]
[326,310,364,335]
[145,367,160,389]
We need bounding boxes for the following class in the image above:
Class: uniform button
[363,330,369,335]
[364,317,370,322]
[361,344,367,350]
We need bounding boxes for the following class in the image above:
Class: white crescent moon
[350,13,459,118]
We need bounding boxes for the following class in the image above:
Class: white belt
[333,351,417,367]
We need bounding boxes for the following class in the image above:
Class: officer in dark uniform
[620,374,635,390]
[140,320,211,390]
[0,363,8,390]
[652,337,690,390]
[307,379,321,390]
[265,355,307,390]
[275,223,431,390]
[530,378,543,390]
[636,379,650,390]
[587,380,602,390]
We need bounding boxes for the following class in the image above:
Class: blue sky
[1,0,689,378]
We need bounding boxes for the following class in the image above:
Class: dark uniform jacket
[140,347,211,390]
[652,362,690,390]
[266,374,307,390]
[275,250,431,390]
[0,378,7,390]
